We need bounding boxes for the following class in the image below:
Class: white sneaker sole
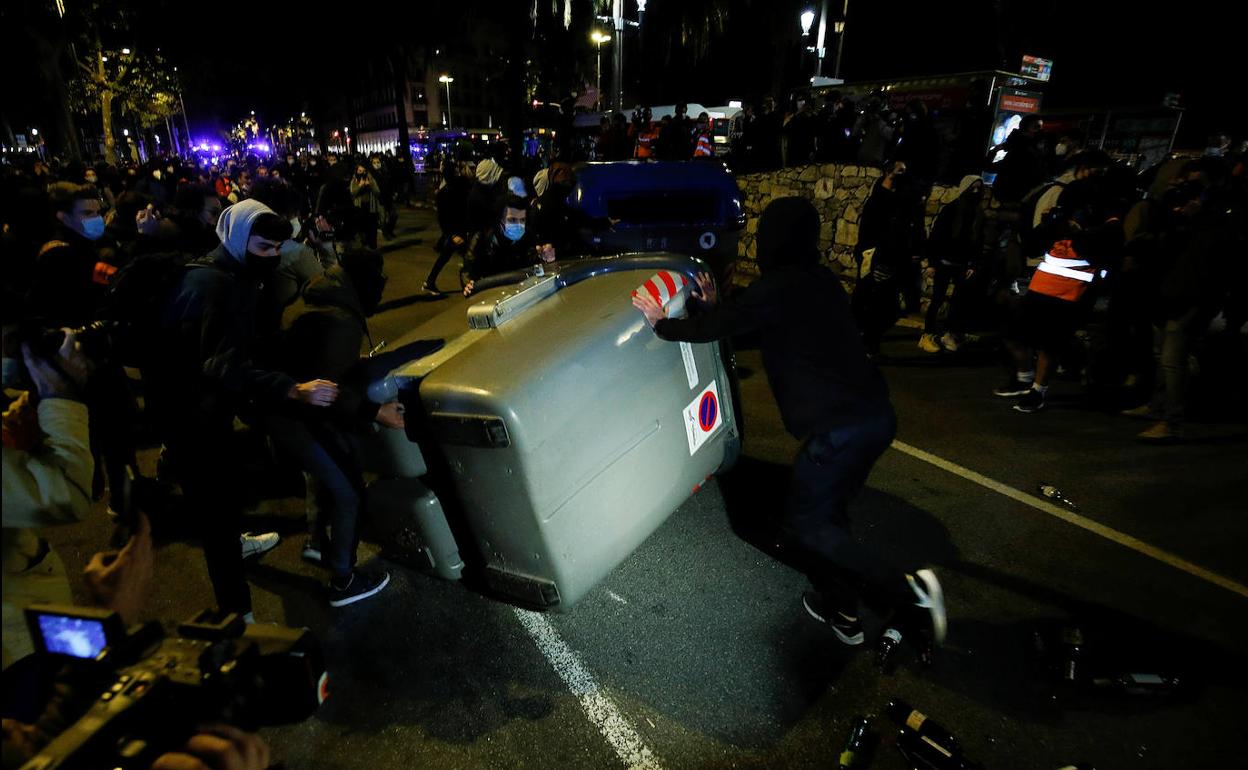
[329,572,391,607]
[911,569,947,644]
[802,594,865,646]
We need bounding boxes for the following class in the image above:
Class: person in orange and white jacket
[993,175,1126,413]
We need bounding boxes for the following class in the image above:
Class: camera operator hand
[20,331,89,400]
[288,379,338,407]
[83,513,153,625]
[150,724,270,770]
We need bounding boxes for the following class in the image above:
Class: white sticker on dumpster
[680,342,698,390]
[683,381,723,455]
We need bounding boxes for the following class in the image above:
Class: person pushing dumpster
[631,196,948,654]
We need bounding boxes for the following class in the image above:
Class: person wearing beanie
[143,199,338,622]
[467,158,507,234]
[633,197,946,657]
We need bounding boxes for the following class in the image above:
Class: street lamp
[800,9,815,36]
[439,74,454,128]
[590,31,611,111]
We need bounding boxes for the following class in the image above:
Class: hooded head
[756,197,821,274]
[955,174,984,200]
[475,158,503,186]
[506,176,527,198]
[215,199,292,271]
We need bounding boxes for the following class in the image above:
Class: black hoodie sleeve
[187,269,297,404]
[653,279,780,343]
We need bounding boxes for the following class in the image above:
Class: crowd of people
[2,148,429,660]
[1,107,1244,765]
[838,121,1246,440]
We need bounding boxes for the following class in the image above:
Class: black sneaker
[802,591,865,646]
[993,377,1033,397]
[1013,388,1046,413]
[328,569,390,607]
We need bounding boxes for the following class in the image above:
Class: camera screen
[37,614,109,658]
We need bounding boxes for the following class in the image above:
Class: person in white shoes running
[919,175,986,354]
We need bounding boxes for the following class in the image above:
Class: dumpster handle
[464,253,712,297]
[553,253,711,292]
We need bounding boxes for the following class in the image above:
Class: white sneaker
[241,531,280,559]
[918,334,943,353]
[940,332,960,352]
[906,569,947,644]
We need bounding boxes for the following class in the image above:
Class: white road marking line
[512,608,663,770]
[607,591,629,605]
[890,439,1248,600]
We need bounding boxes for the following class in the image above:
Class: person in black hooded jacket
[265,253,404,606]
[632,196,947,654]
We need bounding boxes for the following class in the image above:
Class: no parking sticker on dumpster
[683,381,723,455]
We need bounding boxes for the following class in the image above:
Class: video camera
[18,604,327,770]
[18,320,125,369]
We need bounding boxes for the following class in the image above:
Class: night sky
[4,0,1240,147]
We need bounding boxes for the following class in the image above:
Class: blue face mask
[503,222,525,242]
[80,215,106,241]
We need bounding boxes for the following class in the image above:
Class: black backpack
[98,251,198,367]
[1016,180,1066,258]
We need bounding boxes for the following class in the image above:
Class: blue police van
[570,160,745,277]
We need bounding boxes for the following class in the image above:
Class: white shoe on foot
[241,531,280,559]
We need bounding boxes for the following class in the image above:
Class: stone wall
[733,164,976,281]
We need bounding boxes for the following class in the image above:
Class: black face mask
[244,253,281,278]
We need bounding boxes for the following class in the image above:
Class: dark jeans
[852,275,902,354]
[358,210,379,249]
[779,405,910,616]
[426,233,464,287]
[87,363,140,510]
[163,424,250,614]
[1149,308,1199,427]
[267,415,363,579]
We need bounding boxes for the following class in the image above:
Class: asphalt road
[42,206,1248,769]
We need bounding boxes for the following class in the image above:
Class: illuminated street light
[30,128,38,136]
[121,47,131,55]
[123,129,130,137]
[439,74,454,127]
[590,31,611,110]
[800,9,815,36]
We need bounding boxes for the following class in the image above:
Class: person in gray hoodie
[147,199,338,621]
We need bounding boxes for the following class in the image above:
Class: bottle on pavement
[877,627,903,672]
[838,715,873,769]
[1060,626,1085,683]
[896,729,983,770]
[1038,483,1078,510]
[885,698,962,758]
